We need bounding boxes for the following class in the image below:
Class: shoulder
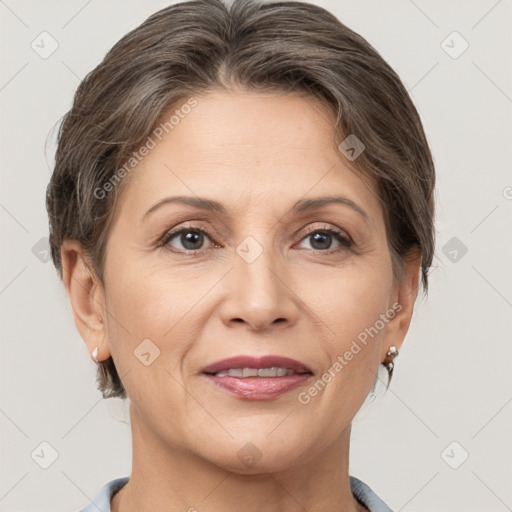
[350,476,395,512]
[78,476,129,512]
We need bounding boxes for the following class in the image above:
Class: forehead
[113,89,383,225]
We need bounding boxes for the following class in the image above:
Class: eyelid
[298,223,352,244]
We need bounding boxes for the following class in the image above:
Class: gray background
[1,0,511,510]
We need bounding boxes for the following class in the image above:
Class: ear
[61,240,111,362]
[381,247,422,361]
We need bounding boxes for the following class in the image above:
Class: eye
[159,223,353,254]
[160,225,216,253]
[296,226,352,252]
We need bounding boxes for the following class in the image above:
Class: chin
[213,451,305,476]
[199,433,315,475]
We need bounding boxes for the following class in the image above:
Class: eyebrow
[141,194,370,224]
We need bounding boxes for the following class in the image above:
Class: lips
[201,355,313,376]
[201,355,313,400]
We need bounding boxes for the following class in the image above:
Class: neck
[111,404,367,512]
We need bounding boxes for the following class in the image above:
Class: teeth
[214,367,299,378]
[258,367,281,377]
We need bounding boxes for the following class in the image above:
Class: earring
[91,346,99,362]
[382,345,398,387]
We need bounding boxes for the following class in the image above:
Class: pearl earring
[382,345,399,387]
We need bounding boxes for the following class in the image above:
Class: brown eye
[161,225,215,253]
[297,228,352,252]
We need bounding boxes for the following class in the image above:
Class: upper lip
[201,355,313,375]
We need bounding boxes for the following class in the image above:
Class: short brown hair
[46,0,436,399]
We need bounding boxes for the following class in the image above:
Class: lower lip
[203,374,312,400]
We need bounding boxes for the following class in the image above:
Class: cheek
[101,256,192,377]
[316,258,394,385]
[316,256,393,337]
[102,253,226,394]
[295,279,391,434]
[105,248,198,333]
[101,260,201,423]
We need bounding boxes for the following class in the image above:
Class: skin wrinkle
[61,90,421,512]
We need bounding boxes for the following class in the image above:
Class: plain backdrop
[1,1,511,511]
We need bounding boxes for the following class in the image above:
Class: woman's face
[75,89,418,473]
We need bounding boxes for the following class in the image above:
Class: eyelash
[159,223,353,255]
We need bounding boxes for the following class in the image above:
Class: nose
[219,240,300,333]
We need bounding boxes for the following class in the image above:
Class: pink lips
[201,355,312,374]
[201,355,313,400]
